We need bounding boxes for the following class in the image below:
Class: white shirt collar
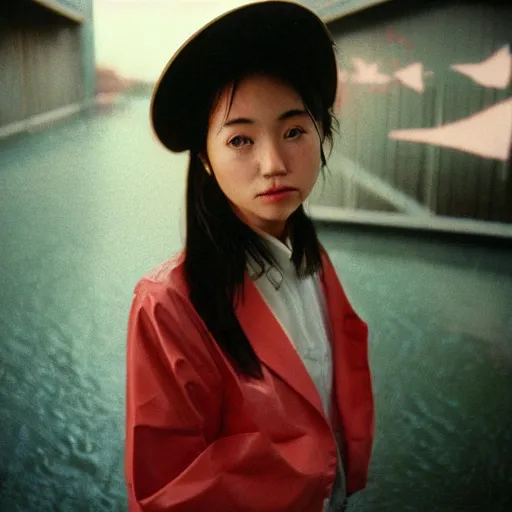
[256,229,292,261]
[246,229,293,289]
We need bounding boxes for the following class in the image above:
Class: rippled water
[321,229,512,511]
[1,98,511,511]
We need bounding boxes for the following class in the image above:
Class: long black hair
[184,61,337,379]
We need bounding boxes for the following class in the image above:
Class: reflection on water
[0,98,511,511]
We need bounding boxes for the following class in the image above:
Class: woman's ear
[198,154,212,175]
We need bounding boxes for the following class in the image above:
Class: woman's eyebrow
[222,109,308,128]
[278,109,308,121]
[223,117,254,127]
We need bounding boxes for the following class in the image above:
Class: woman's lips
[258,187,297,201]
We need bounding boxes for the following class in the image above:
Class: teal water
[0,98,511,511]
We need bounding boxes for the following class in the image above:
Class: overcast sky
[93,0,257,81]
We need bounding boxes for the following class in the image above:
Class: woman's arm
[125,281,324,512]
[125,281,225,510]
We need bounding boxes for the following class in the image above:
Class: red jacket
[125,250,374,511]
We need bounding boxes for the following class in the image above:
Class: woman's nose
[260,141,288,177]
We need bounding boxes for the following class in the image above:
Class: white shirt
[247,232,346,511]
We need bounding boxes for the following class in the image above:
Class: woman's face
[205,73,322,240]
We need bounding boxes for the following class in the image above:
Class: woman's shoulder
[129,251,198,327]
[128,251,224,385]
[135,251,189,299]
[130,251,217,347]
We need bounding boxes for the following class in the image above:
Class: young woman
[125,2,374,511]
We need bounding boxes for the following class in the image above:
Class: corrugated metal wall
[0,0,94,133]
[313,0,512,223]
[299,0,392,20]
[30,0,97,101]
[23,22,83,117]
[45,0,85,13]
[0,23,25,126]
[0,19,82,127]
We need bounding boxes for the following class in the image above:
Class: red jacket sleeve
[125,281,325,512]
[125,281,225,510]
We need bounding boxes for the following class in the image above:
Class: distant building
[0,0,95,138]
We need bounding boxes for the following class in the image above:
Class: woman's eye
[229,136,252,148]
[286,127,305,139]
